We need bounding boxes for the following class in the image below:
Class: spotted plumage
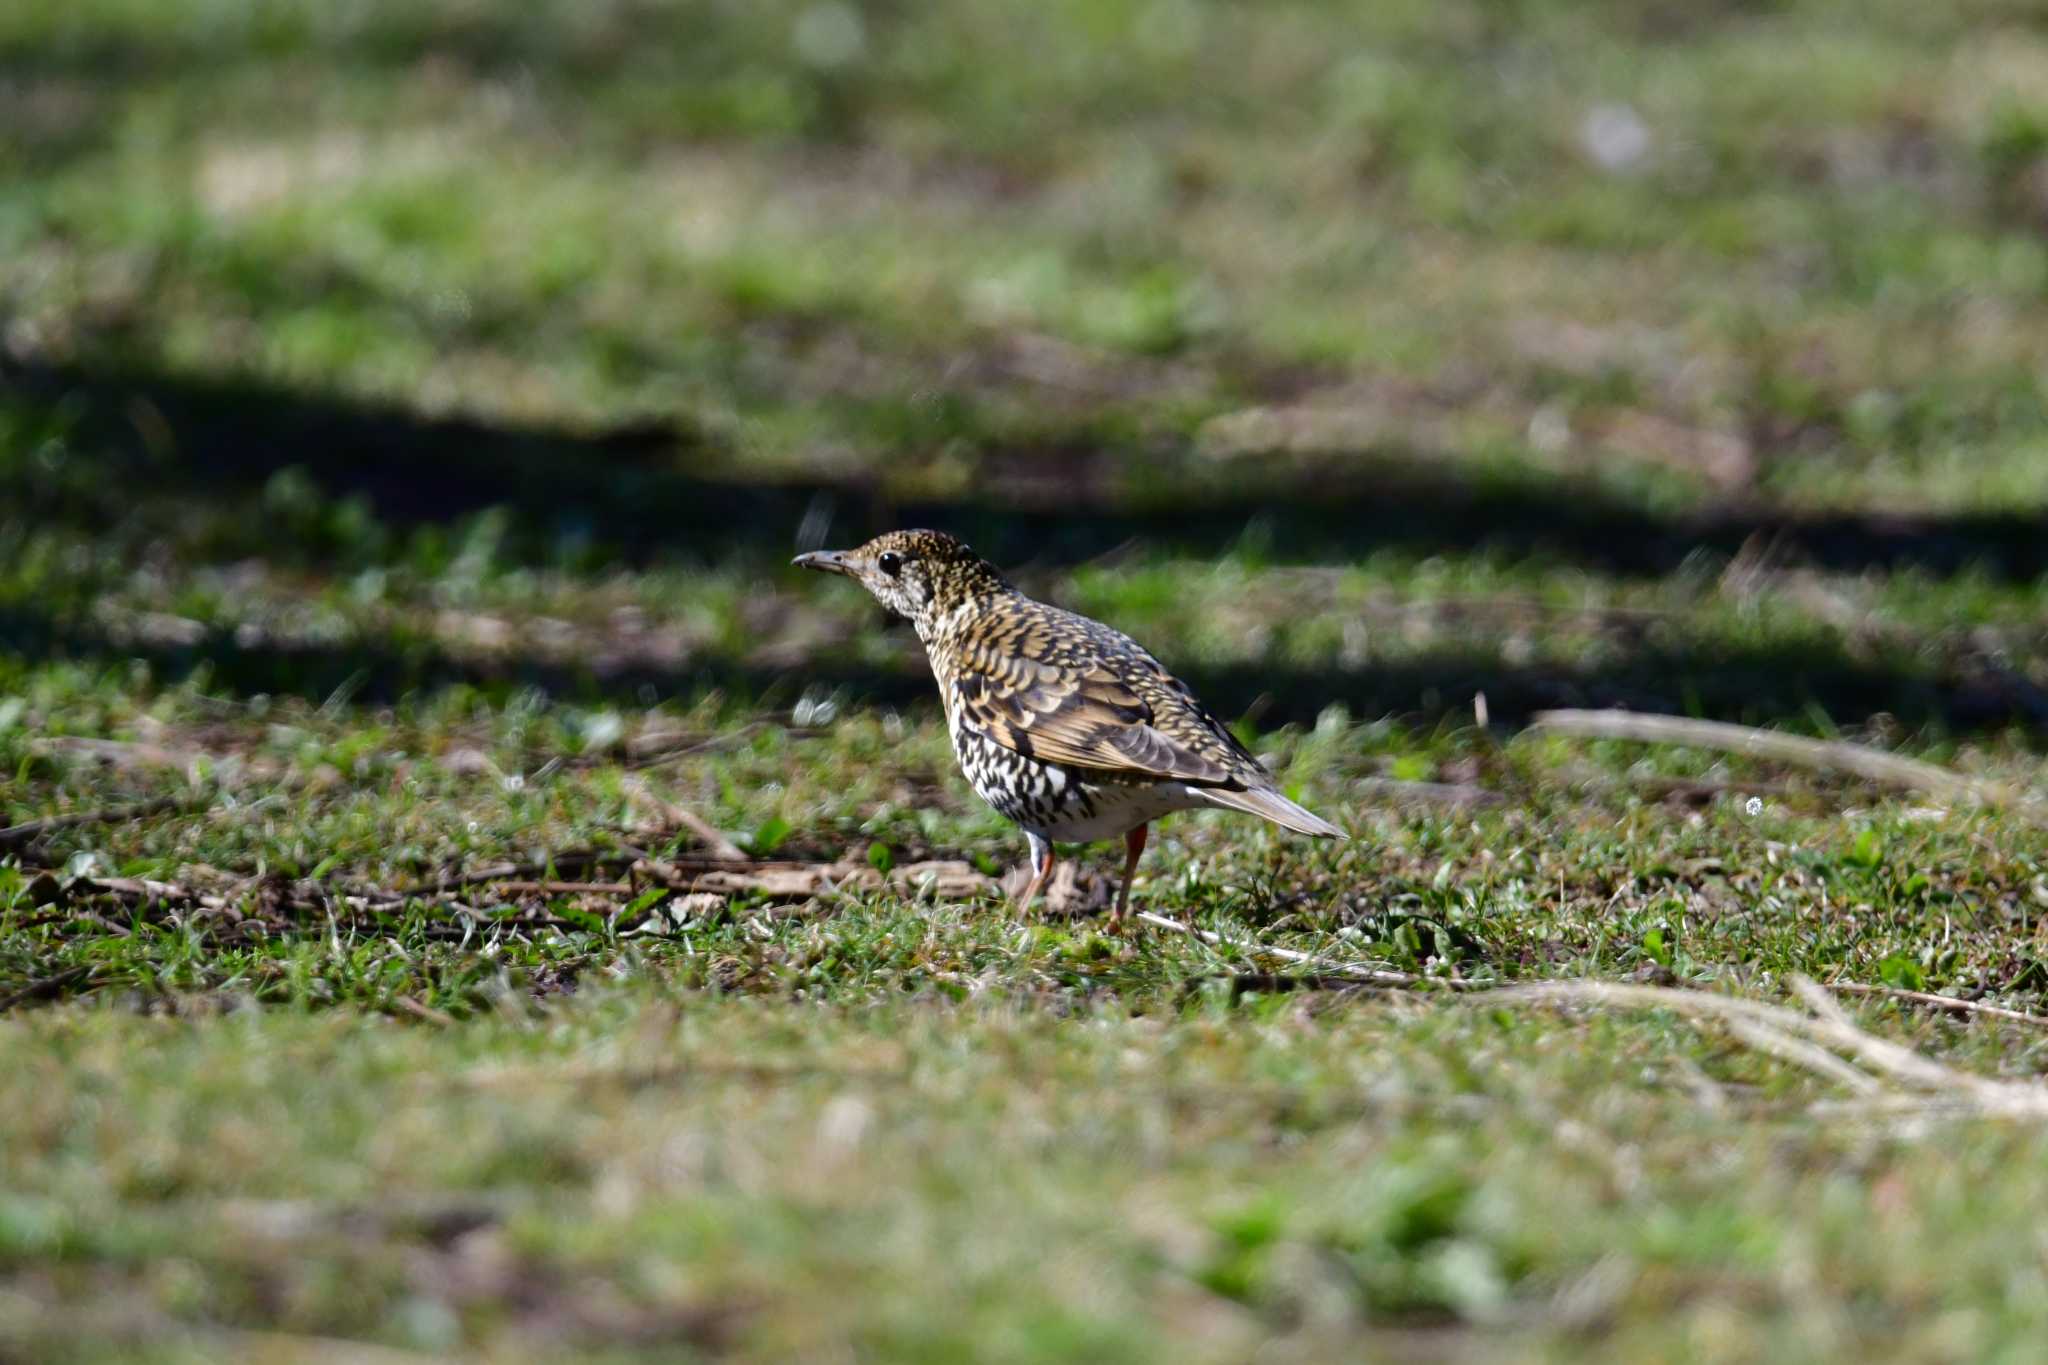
[794,529,1342,927]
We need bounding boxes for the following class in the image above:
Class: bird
[794,529,1342,930]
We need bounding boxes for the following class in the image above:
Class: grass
[15,990,2048,1363]
[5,0,2048,1358]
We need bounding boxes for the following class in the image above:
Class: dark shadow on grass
[1,597,2035,741]
[7,358,2047,582]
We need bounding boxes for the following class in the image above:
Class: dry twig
[485,880,634,898]
[621,776,750,861]
[401,850,621,894]
[1133,911,1478,988]
[1532,709,2025,808]
[625,722,767,769]
[1496,976,2048,1122]
[1825,981,2048,1028]
[635,856,996,901]
[391,995,456,1028]
[0,796,184,849]
[0,966,95,1012]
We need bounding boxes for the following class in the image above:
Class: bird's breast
[949,726,1204,842]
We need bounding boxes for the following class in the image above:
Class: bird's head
[793,529,1008,629]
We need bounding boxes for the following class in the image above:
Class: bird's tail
[1200,785,1345,839]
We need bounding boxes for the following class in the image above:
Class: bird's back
[928,588,1269,791]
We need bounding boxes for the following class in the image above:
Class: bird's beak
[792,549,856,577]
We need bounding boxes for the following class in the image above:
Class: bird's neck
[914,587,1013,648]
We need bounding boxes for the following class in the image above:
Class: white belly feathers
[951,724,1205,842]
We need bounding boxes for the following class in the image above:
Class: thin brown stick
[625,722,766,769]
[621,775,749,861]
[1786,977,2004,1097]
[0,965,94,1011]
[74,875,196,904]
[391,995,456,1028]
[636,856,996,901]
[1531,709,2024,807]
[0,796,184,849]
[1826,981,2048,1028]
[1220,972,1386,996]
[1133,911,1484,988]
[401,849,623,894]
[1723,1018,1882,1095]
[1495,976,2047,1115]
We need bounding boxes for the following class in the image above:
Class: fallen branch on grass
[1129,940,2048,1112]
[481,879,633,897]
[390,995,456,1028]
[621,776,750,861]
[1531,709,2026,808]
[0,965,95,1012]
[1824,981,2048,1028]
[0,796,185,850]
[634,856,997,901]
[56,874,196,905]
[1133,910,1479,988]
[1496,976,2048,1122]
[401,849,622,894]
[1217,973,1387,997]
[623,722,771,769]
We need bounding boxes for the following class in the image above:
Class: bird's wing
[948,610,1257,787]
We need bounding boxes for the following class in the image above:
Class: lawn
[4,0,2048,1359]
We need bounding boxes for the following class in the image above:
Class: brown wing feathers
[946,605,1258,789]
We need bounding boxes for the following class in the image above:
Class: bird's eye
[877,551,903,576]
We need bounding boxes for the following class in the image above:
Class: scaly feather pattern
[933,602,1253,790]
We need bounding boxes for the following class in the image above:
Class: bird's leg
[1109,823,1148,933]
[1014,830,1055,918]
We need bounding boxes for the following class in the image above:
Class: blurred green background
[7,3,2048,1361]
[4,0,2046,736]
